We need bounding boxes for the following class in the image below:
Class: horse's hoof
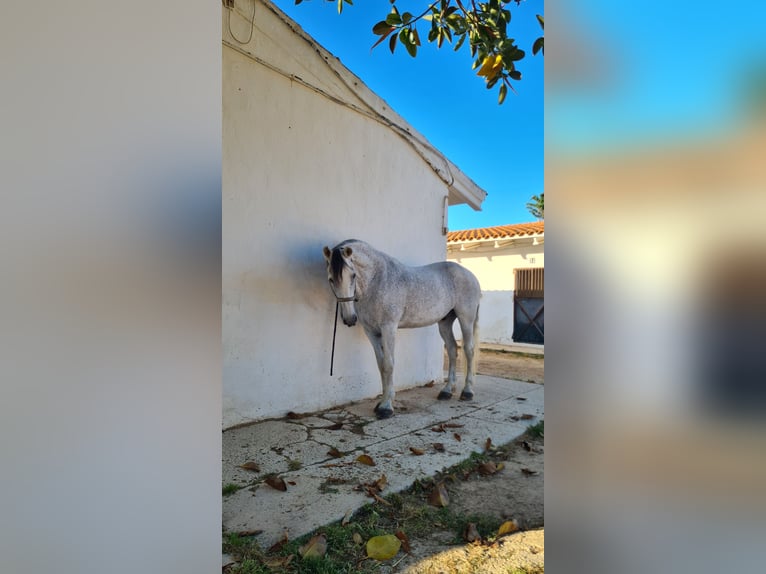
[459,390,474,401]
[375,407,394,419]
[437,391,453,400]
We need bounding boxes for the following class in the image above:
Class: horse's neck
[353,244,393,296]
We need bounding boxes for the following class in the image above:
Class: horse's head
[323,244,358,327]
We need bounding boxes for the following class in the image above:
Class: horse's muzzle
[343,314,357,327]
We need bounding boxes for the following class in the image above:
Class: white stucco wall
[222,1,478,427]
[448,242,544,345]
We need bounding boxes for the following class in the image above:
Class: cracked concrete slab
[222,375,544,548]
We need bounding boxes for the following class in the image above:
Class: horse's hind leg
[437,312,458,400]
[457,307,478,401]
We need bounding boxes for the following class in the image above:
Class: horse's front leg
[364,324,396,419]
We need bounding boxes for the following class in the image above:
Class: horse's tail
[471,299,480,378]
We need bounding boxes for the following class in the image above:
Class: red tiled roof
[447,221,544,243]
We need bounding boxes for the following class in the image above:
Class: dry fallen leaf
[432,443,445,452]
[325,422,344,430]
[516,397,528,401]
[464,522,481,543]
[374,474,388,491]
[353,532,363,545]
[299,533,327,559]
[268,529,289,552]
[444,423,464,428]
[327,447,343,458]
[453,432,462,442]
[478,461,498,476]
[366,534,401,561]
[521,468,538,476]
[239,461,260,472]
[497,519,520,536]
[265,554,294,569]
[367,488,391,506]
[235,529,263,537]
[520,440,532,452]
[409,447,425,456]
[264,475,287,491]
[286,411,304,419]
[428,482,450,507]
[395,530,412,554]
[431,424,446,433]
[342,508,353,526]
[424,380,435,388]
[484,438,493,452]
[520,414,535,420]
[356,454,376,466]
[287,480,296,486]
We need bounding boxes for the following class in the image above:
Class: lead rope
[330,301,340,376]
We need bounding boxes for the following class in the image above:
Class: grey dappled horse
[323,239,481,419]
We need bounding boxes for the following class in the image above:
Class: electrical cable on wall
[226,0,255,45]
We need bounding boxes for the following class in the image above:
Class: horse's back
[425,261,480,295]
[408,260,480,309]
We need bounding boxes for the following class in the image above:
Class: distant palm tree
[526,193,544,220]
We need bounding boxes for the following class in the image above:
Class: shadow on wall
[239,239,333,312]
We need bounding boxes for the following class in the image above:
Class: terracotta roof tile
[447,221,544,243]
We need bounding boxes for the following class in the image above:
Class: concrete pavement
[222,375,544,548]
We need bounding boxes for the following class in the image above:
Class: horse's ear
[342,246,353,258]
[322,246,331,261]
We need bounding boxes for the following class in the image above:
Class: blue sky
[271,0,545,231]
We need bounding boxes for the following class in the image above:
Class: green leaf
[411,27,421,47]
[532,36,544,56]
[498,83,507,104]
[366,535,401,561]
[372,21,393,35]
[371,28,394,51]
[509,48,525,61]
[386,12,402,26]
[389,32,397,53]
[509,70,521,80]
[399,28,417,57]
[294,0,303,4]
[536,14,544,30]
[337,0,343,14]
[454,33,467,51]
[402,12,413,24]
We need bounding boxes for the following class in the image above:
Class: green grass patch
[223,483,241,496]
[526,420,544,438]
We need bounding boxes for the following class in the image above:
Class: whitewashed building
[447,222,544,347]
[222,0,486,427]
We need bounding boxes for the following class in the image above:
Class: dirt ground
[395,348,544,573]
[445,346,544,385]
[390,434,544,573]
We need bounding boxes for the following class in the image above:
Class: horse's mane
[329,247,346,283]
